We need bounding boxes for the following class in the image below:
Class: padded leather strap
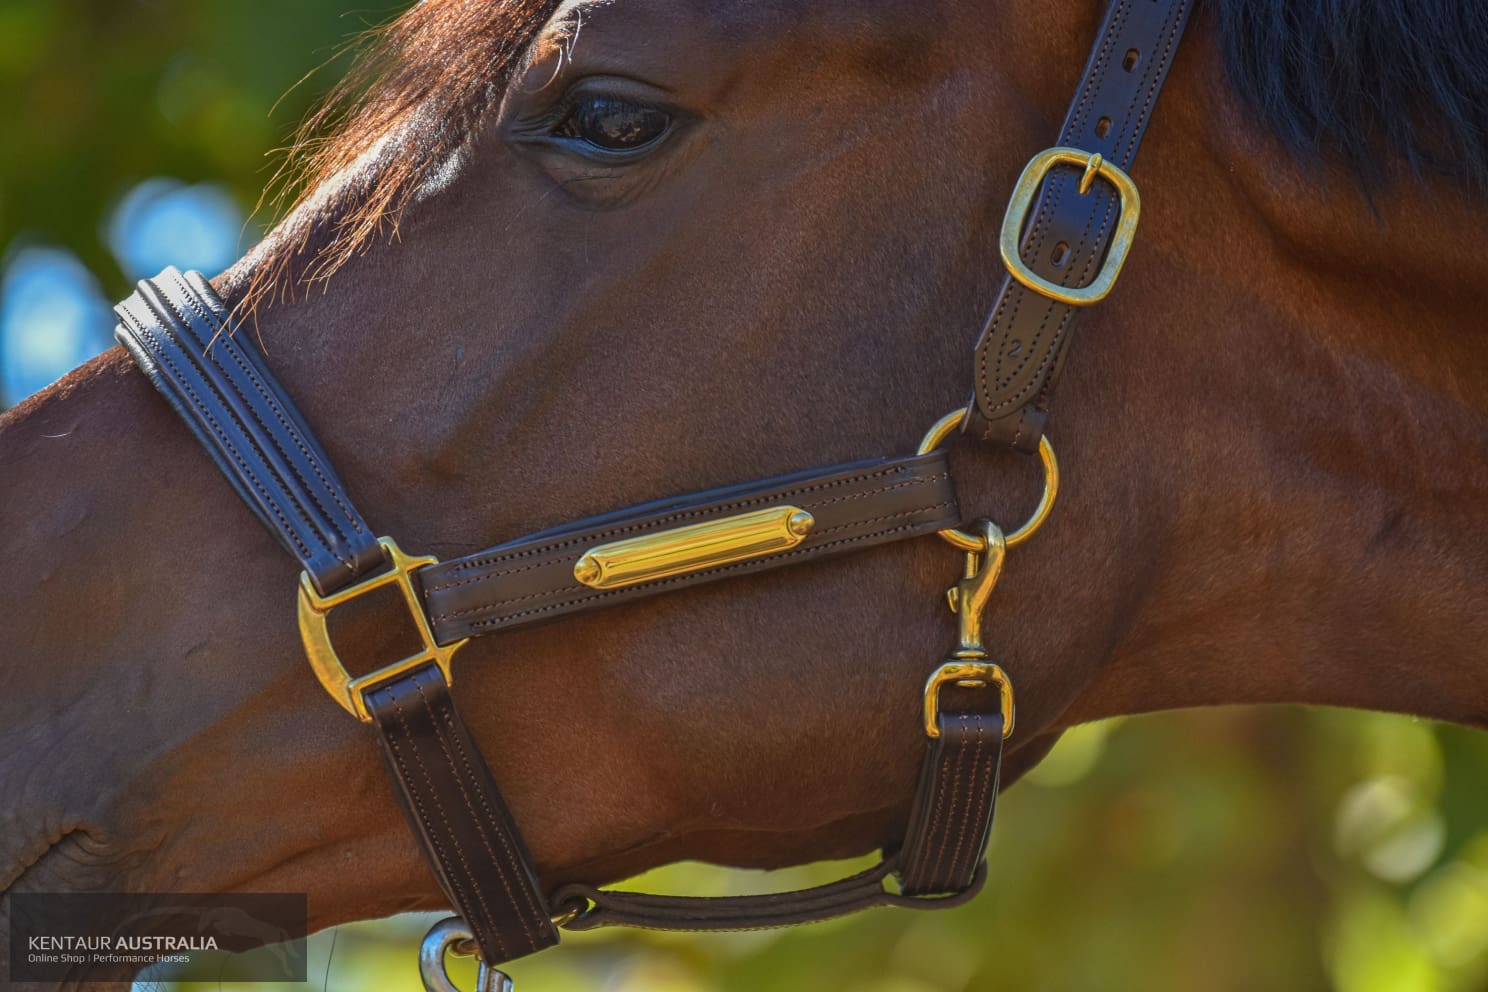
[117,268,556,966]
[114,267,384,594]
[550,710,1006,934]
[365,665,559,963]
[419,453,959,642]
[897,711,1005,895]
[968,0,1193,450]
[552,855,987,935]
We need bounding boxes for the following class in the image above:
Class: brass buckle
[999,146,1141,306]
[297,537,468,722]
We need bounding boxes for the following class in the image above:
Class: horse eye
[558,95,671,152]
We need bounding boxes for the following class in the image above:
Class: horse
[3,0,1486,985]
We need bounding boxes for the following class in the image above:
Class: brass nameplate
[573,506,815,590]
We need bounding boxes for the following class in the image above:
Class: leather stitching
[805,472,950,508]
[1119,0,1188,164]
[423,471,950,594]
[159,280,359,569]
[390,684,508,961]
[433,461,936,580]
[458,510,953,631]
[430,496,954,610]
[1065,0,1131,141]
[427,683,548,950]
[907,738,952,888]
[413,678,539,952]
[377,685,508,961]
[432,501,954,624]
[152,289,359,565]
[945,717,989,884]
[146,287,353,573]
[167,271,369,551]
[926,714,974,889]
[121,312,316,564]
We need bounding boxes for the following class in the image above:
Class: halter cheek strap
[117,268,560,962]
[114,269,386,591]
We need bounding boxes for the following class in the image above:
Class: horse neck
[1041,27,1488,730]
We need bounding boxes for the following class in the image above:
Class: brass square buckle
[297,536,468,722]
[999,146,1141,306]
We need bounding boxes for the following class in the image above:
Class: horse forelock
[238,0,565,319]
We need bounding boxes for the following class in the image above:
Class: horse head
[2,0,1486,979]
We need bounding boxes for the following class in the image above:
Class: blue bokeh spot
[0,176,246,408]
[0,247,115,406]
[107,178,244,282]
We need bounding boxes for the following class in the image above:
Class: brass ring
[916,406,1059,551]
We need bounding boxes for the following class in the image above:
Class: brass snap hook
[944,519,1006,661]
[923,519,1015,740]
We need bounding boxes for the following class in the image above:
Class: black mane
[1215,0,1488,188]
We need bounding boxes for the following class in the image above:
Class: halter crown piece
[114,0,1191,986]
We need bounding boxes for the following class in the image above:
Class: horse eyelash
[536,94,581,136]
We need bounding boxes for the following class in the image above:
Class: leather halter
[114,0,1191,982]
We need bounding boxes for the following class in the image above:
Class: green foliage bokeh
[6,2,1487,990]
[0,0,404,296]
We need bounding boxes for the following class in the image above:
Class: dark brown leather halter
[113,0,1192,986]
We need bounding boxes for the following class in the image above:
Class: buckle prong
[1077,152,1104,195]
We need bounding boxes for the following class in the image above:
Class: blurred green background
[4,2,1488,990]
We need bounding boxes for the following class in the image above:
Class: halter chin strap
[115,0,1193,974]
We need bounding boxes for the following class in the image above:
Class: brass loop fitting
[916,407,1059,551]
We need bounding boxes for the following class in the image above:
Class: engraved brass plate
[573,506,815,590]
